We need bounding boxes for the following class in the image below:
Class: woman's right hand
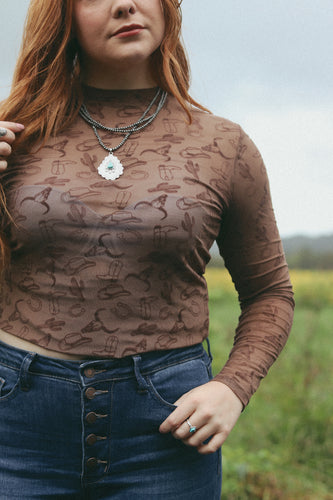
[0,122,25,171]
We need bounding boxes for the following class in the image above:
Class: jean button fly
[85,387,96,400]
[86,434,98,446]
[86,412,98,424]
[84,368,96,378]
[86,457,98,470]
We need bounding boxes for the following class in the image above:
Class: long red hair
[1,0,206,157]
[0,0,208,269]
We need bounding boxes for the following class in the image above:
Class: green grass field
[205,269,333,500]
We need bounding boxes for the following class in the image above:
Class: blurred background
[1,1,332,498]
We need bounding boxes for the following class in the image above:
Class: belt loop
[19,352,37,392]
[205,338,213,362]
[132,355,148,393]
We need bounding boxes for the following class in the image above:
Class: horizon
[282,232,333,239]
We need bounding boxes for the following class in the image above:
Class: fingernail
[0,128,7,137]
[15,123,25,130]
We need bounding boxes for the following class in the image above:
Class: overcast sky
[1,0,332,237]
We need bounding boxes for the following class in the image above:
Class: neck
[81,61,157,90]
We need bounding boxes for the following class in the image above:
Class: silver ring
[0,128,8,137]
[186,419,197,434]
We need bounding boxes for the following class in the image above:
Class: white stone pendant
[97,153,124,180]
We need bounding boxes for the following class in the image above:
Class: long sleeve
[214,127,295,407]
[0,90,294,379]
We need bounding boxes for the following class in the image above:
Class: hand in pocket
[159,380,243,455]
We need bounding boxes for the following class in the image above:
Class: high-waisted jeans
[0,340,222,499]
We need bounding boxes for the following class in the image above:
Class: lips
[113,24,144,37]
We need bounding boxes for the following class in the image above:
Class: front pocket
[0,363,20,401]
[145,355,211,410]
[0,376,5,395]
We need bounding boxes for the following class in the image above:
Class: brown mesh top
[0,87,294,406]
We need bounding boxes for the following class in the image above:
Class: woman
[0,0,294,498]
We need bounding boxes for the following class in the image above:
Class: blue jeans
[0,340,222,499]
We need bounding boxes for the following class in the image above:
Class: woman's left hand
[159,381,243,455]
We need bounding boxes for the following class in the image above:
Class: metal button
[86,434,98,446]
[84,368,96,378]
[86,457,98,470]
[85,387,96,400]
[86,412,98,424]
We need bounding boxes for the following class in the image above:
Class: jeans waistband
[0,339,210,384]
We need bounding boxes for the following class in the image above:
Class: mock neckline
[82,85,161,103]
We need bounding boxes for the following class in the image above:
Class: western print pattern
[0,88,294,405]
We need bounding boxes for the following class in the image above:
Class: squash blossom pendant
[97,153,124,180]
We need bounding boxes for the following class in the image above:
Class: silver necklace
[79,88,167,180]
